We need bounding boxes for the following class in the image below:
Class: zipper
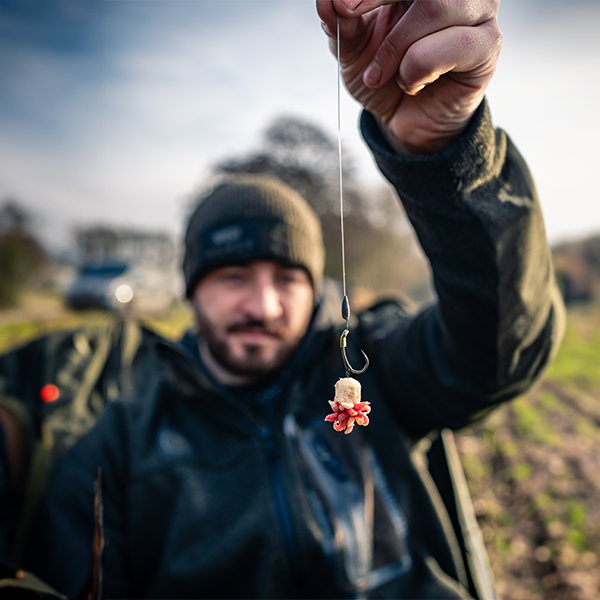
[220,405,299,579]
[159,341,301,582]
[259,426,299,569]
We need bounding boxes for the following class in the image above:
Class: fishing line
[337,16,347,303]
[336,15,369,377]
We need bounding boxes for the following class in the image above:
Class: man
[26,0,565,597]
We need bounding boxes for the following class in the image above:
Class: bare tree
[204,115,431,304]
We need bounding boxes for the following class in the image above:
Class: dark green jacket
[0,319,163,567]
[26,102,565,598]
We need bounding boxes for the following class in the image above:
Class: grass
[0,290,194,354]
[511,397,559,445]
[547,305,600,388]
[456,303,600,599]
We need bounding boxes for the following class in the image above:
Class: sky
[1,0,599,253]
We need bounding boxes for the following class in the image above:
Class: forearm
[361,101,565,436]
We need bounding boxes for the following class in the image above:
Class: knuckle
[489,0,501,13]
[496,29,504,51]
[418,0,446,22]
[481,19,503,52]
[458,29,480,53]
[416,0,500,23]
[479,0,500,23]
[375,35,405,72]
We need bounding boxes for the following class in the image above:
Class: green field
[456,305,600,600]
[0,290,194,353]
[1,294,599,599]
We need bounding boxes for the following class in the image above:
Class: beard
[195,309,300,379]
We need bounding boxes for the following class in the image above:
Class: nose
[242,273,283,322]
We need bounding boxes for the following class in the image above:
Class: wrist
[361,100,494,203]
[376,115,472,158]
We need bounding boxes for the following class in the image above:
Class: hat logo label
[270,222,289,255]
[211,225,243,246]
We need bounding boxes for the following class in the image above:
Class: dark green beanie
[183,175,325,302]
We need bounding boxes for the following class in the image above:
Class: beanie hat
[183,175,325,302]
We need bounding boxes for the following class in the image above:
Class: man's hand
[316,0,502,156]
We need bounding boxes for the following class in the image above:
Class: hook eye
[340,329,369,375]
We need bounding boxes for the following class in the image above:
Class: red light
[40,384,60,403]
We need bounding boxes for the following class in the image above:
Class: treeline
[0,201,179,310]
[552,235,600,304]
[0,201,49,308]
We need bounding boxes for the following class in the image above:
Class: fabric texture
[25,100,565,599]
[183,175,325,300]
[0,319,163,569]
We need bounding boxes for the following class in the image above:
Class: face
[191,260,314,386]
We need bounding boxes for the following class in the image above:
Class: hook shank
[340,329,369,376]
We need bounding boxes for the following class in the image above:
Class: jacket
[26,101,565,598]
[0,319,163,565]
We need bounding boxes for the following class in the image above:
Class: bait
[325,377,371,435]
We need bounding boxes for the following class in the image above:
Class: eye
[276,267,309,286]
[216,267,248,283]
[277,272,300,285]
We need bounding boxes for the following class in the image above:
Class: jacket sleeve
[24,400,131,597]
[358,100,565,441]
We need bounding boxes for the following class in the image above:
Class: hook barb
[340,329,369,375]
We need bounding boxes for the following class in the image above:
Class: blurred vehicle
[65,260,177,315]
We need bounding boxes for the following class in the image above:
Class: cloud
[0,0,599,251]
[488,0,600,243]
[0,1,344,247]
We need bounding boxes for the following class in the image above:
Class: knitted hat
[183,175,325,302]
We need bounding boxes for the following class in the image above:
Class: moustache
[227,320,285,338]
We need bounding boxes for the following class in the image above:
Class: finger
[398,21,502,95]
[363,0,499,88]
[317,0,364,50]
[330,0,414,18]
[318,0,388,66]
[317,0,407,42]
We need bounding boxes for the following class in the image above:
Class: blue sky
[1,0,599,250]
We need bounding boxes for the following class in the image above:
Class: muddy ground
[456,306,600,599]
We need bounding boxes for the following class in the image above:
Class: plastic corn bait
[324,377,371,434]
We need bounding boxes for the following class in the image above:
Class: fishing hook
[340,329,369,376]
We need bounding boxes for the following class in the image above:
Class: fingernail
[339,0,364,11]
[321,21,333,37]
[364,61,382,87]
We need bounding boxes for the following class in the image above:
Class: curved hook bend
[340,329,369,375]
